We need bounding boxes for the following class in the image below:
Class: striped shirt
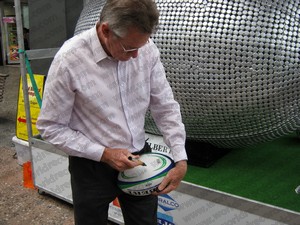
[36,25,187,163]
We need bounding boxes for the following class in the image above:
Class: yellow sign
[16,74,45,141]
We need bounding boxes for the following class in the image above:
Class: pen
[128,156,147,166]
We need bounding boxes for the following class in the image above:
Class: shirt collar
[90,24,110,63]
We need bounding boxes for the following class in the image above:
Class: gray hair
[99,0,159,38]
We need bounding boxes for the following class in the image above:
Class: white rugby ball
[117,153,175,196]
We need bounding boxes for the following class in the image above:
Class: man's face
[100,24,151,61]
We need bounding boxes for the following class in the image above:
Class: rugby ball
[117,153,175,196]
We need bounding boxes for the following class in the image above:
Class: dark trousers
[69,144,157,225]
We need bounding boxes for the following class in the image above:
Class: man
[37,0,187,224]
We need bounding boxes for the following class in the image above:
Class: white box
[12,136,31,165]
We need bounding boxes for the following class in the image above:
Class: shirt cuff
[81,142,105,162]
[171,145,188,163]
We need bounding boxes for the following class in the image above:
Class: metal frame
[14,0,59,183]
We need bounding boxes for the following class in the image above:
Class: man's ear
[101,22,110,38]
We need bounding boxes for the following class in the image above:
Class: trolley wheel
[37,189,46,195]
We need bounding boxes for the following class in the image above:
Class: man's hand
[153,160,187,195]
[101,148,142,171]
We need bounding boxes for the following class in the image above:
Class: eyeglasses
[119,41,139,53]
[119,40,150,53]
[111,28,149,53]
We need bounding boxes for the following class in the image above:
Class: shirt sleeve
[149,48,188,163]
[36,56,105,161]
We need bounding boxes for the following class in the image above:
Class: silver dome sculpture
[75,0,300,148]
